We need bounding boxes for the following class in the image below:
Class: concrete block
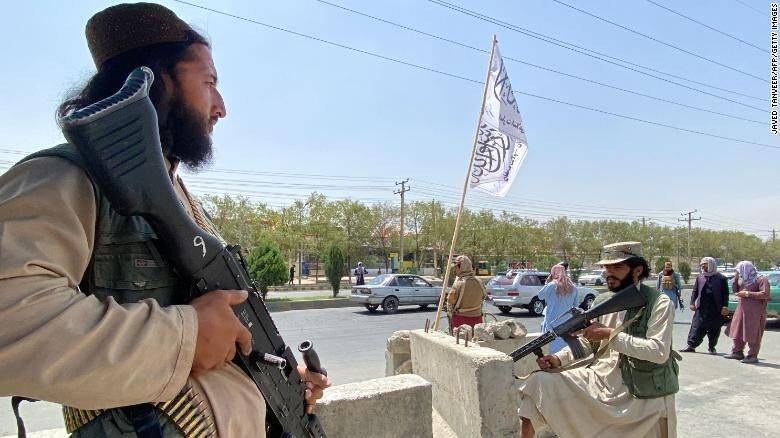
[477,332,549,380]
[410,330,518,438]
[386,330,412,376]
[316,374,432,438]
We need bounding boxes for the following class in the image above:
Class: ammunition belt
[63,383,215,437]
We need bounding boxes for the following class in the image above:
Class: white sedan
[350,274,441,314]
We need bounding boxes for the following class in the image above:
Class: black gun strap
[11,396,38,438]
[124,404,164,438]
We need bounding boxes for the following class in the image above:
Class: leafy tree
[678,261,692,283]
[324,244,346,297]
[246,239,288,299]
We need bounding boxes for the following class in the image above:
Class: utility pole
[431,199,438,275]
[773,228,776,243]
[678,210,701,264]
[394,179,410,273]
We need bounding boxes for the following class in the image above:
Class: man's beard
[160,97,214,171]
[607,273,635,292]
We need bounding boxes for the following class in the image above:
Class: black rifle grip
[299,341,327,376]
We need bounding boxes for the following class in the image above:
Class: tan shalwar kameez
[518,291,677,438]
[0,156,266,437]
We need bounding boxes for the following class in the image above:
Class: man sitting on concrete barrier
[518,242,679,438]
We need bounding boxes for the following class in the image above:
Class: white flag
[469,44,528,197]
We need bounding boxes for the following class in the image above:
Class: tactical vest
[18,145,203,437]
[593,284,679,399]
[21,144,188,305]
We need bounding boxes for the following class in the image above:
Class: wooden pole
[432,35,498,331]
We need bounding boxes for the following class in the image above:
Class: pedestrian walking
[289,264,295,285]
[725,261,770,363]
[657,260,683,309]
[680,257,729,354]
[537,264,579,354]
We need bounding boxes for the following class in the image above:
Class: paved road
[4,289,780,437]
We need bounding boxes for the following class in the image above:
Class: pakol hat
[596,242,643,266]
[86,2,193,68]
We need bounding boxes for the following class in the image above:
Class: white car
[350,274,440,314]
[579,269,606,286]
[488,270,600,315]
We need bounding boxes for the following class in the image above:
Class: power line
[426,0,765,104]
[550,0,764,80]
[312,0,763,125]
[732,0,764,16]
[641,0,767,53]
[169,1,778,150]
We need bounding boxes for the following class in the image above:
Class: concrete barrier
[315,374,432,438]
[477,332,549,379]
[385,330,412,376]
[410,330,518,438]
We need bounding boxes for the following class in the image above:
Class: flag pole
[432,35,498,332]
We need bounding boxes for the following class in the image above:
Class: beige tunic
[0,156,265,437]
[518,292,677,438]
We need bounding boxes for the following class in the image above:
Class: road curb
[266,297,362,312]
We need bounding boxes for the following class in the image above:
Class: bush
[678,261,692,283]
[246,239,289,299]
[324,245,346,297]
[569,259,583,283]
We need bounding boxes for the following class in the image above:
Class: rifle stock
[60,67,326,438]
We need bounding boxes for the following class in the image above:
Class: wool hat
[86,2,193,68]
[596,242,644,266]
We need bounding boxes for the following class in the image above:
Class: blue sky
[0,0,776,238]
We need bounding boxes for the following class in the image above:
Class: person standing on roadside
[725,261,770,364]
[680,257,729,354]
[657,260,683,309]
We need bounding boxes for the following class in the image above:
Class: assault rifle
[509,284,646,362]
[60,67,326,438]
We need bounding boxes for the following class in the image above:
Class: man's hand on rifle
[576,322,612,342]
[296,365,332,414]
[537,355,561,370]
[190,290,253,376]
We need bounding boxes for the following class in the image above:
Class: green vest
[19,144,189,437]
[20,144,188,305]
[592,284,679,399]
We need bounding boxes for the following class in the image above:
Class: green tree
[324,244,346,297]
[678,261,692,283]
[246,239,288,299]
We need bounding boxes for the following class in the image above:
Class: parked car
[487,270,599,315]
[726,271,780,319]
[350,274,440,314]
[579,269,606,286]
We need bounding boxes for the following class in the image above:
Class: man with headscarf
[656,261,683,310]
[537,264,579,353]
[447,255,487,329]
[680,257,729,354]
[0,4,329,436]
[518,242,678,438]
[725,261,770,363]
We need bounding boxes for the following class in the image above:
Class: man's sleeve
[0,157,197,409]
[610,294,674,364]
[689,277,699,306]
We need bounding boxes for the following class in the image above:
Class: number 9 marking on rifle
[193,235,206,258]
